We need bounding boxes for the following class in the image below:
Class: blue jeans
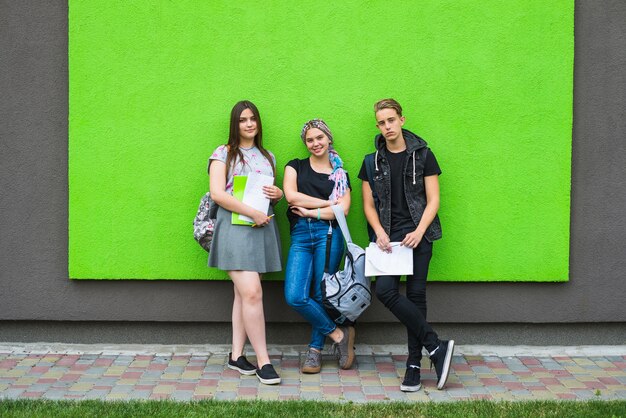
[284,218,345,350]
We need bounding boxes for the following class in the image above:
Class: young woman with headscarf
[283,119,355,374]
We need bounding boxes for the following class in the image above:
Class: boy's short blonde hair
[374,98,403,116]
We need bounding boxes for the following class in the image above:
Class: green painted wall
[69,1,573,281]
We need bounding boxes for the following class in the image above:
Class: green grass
[1,400,625,418]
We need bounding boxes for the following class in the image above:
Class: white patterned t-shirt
[209,145,276,195]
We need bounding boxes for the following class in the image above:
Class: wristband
[317,208,321,220]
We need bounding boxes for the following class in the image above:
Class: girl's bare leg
[228,270,270,366]
[230,283,247,359]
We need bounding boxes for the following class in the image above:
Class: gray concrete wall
[1,321,625,346]
[1,1,625,333]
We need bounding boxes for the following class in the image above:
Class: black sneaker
[429,340,455,390]
[400,365,422,392]
[227,352,256,376]
[256,363,281,385]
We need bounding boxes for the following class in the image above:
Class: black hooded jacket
[363,128,442,242]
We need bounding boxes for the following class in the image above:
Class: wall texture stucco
[0,1,625,327]
[67,1,573,282]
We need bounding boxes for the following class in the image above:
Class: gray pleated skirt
[208,205,282,273]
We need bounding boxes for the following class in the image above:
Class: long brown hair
[225,100,276,178]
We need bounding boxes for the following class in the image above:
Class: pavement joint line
[1,344,624,357]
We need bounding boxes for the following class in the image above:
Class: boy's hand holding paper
[365,242,414,277]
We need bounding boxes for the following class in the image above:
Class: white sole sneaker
[400,383,422,392]
[256,374,281,385]
[437,340,455,390]
[256,364,281,385]
[227,363,256,376]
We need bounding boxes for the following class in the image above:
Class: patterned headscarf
[300,119,348,201]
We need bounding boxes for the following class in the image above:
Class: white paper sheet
[238,171,274,223]
[365,242,414,277]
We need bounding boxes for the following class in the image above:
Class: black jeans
[374,236,439,367]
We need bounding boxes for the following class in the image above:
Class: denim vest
[364,129,442,243]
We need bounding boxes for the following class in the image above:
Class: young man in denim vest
[359,98,454,392]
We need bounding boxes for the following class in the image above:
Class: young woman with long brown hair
[208,100,283,384]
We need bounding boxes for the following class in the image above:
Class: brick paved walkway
[1,345,625,402]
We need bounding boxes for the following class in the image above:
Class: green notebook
[231,176,253,225]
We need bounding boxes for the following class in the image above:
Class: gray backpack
[321,205,371,324]
[193,192,218,252]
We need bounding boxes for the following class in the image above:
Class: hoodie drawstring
[374,150,379,172]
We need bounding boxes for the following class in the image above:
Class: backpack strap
[330,205,352,244]
[364,153,375,184]
[364,153,379,201]
[324,223,333,273]
[363,153,380,242]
